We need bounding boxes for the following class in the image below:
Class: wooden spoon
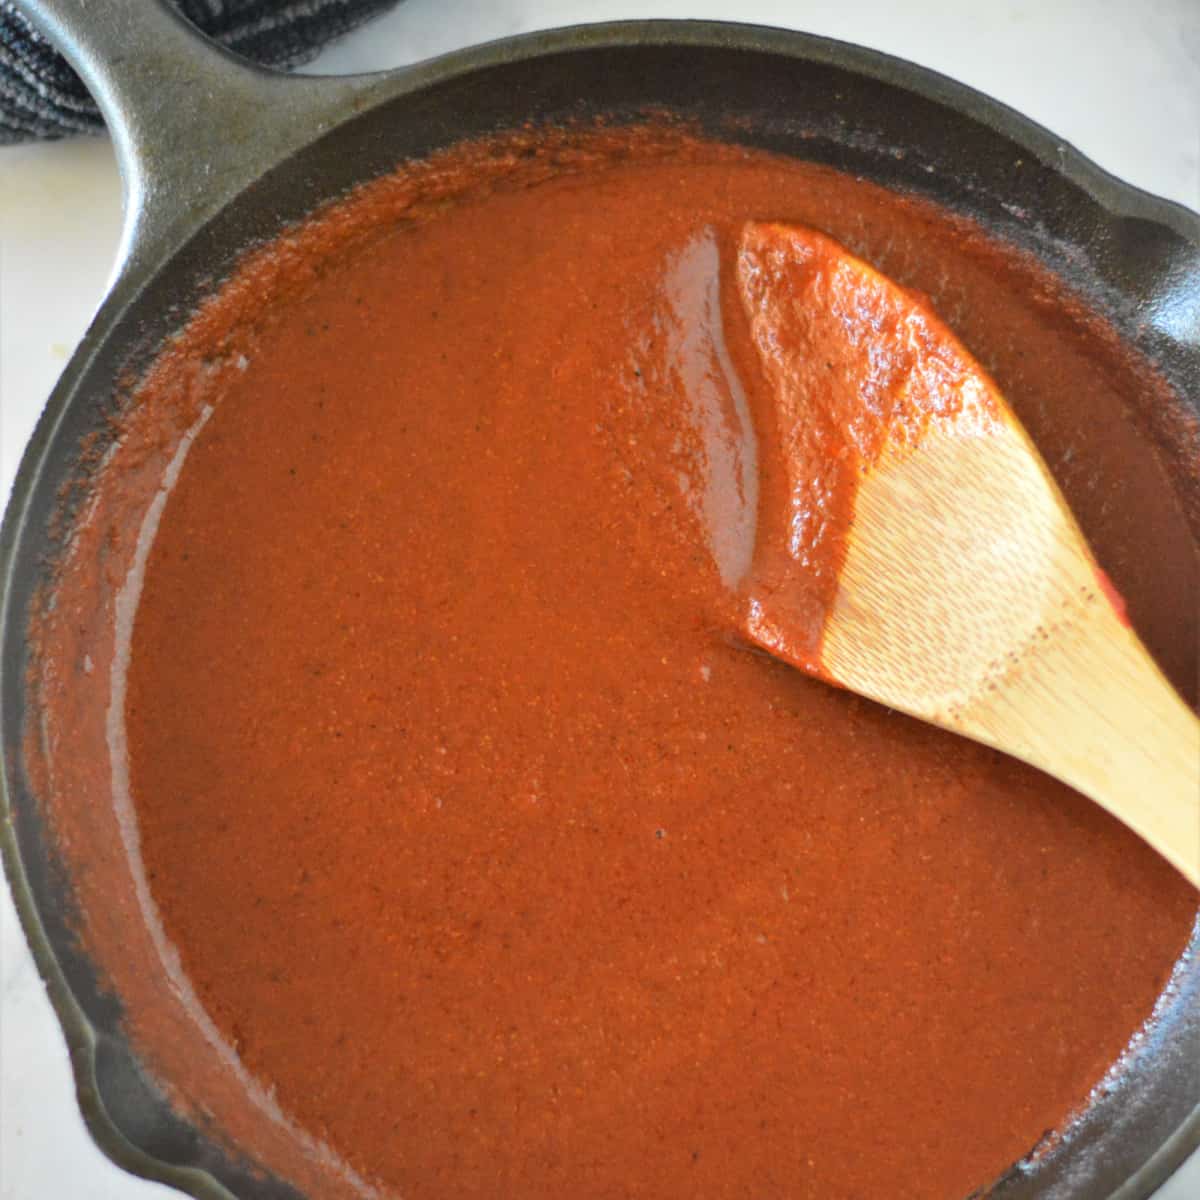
[736,221,1200,886]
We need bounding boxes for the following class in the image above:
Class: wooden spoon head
[737,221,1104,723]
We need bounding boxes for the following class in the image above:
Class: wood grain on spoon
[737,221,1200,886]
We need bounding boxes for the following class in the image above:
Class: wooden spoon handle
[952,579,1200,886]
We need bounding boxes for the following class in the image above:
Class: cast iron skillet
[2,2,1198,1198]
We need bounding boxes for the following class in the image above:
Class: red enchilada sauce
[36,131,1199,1200]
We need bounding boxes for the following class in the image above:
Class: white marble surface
[1,2,1197,1197]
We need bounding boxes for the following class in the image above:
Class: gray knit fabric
[0,0,400,143]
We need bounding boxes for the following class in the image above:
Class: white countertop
[1,2,1197,1197]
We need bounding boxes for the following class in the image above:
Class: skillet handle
[14,0,381,281]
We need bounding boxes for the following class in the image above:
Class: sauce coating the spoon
[737,220,1005,672]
